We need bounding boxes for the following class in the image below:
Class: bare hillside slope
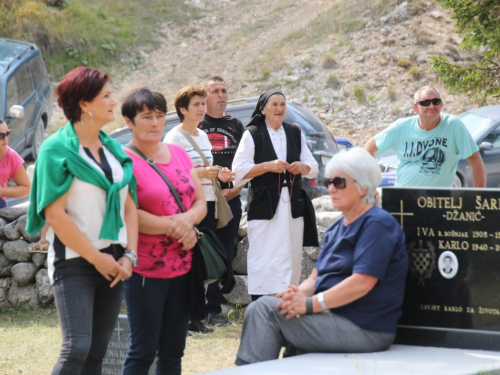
[52,0,486,145]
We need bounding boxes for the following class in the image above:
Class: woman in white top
[164,85,233,333]
[26,67,138,375]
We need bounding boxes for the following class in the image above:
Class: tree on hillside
[430,0,500,103]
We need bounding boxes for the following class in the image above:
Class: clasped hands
[165,212,198,250]
[276,285,307,320]
[268,160,306,175]
[204,165,235,183]
[93,252,132,288]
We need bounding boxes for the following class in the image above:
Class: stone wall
[0,206,53,310]
[0,196,342,311]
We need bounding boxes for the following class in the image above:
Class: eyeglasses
[324,176,356,189]
[0,130,11,140]
[417,98,442,107]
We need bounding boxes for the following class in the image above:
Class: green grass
[0,307,60,375]
[0,307,244,375]
[0,0,202,80]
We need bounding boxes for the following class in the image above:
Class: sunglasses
[417,98,442,107]
[324,176,356,189]
[0,130,11,140]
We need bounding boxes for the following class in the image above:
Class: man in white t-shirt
[364,86,485,187]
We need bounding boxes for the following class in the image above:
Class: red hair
[56,67,110,122]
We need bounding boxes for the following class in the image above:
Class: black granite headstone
[382,187,500,350]
[103,314,155,375]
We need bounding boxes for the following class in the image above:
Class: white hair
[325,147,381,203]
[414,86,441,103]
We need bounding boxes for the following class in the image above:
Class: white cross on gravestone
[115,321,123,341]
[390,199,414,228]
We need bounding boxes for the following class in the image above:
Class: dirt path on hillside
[113,0,336,112]
[50,0,339,133]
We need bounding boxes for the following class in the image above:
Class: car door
[478,123,500,188]
[6,63,36,153]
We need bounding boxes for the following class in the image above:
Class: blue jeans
[51,251,124,375]
[122,272,190,375]
[0,198,7,208]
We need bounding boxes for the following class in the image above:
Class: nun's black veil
[246,89,286,127]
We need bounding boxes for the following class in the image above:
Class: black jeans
[206,197,242,314]
[122,272,190,375]
[51,250,124,375]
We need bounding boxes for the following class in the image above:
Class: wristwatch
[123,249,138,267]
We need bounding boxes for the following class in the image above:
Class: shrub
[397,57,411,68]
[387,84,397,102]
[322,55,337,69]
[409,66,421,80]
[352,84,365,103]
[301,59,313,69]
[262,68,271,80]
[326,74,341,89]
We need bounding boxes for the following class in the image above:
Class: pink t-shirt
[0,147,24,200]
[125,144,196,279]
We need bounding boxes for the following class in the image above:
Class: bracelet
[305,297,313,314]
[317,292,329,311]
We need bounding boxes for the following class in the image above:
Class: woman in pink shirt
[121,88,207,375]
[0,118,30,208]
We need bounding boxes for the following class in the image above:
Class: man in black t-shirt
[199,76,245,326]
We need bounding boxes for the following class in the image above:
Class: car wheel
[31,118,45,160]
[453,174,463,188]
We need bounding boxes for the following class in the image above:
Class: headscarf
[247,89,286,127]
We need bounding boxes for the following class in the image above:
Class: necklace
[277,173,296,203]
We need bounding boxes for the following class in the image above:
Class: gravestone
[102,314,155,375]
[382,187,500,350]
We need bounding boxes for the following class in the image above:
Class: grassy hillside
[0,0,201,79]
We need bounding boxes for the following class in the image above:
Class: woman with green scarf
[26,67,138,375]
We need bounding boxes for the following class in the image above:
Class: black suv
[109,97,339,198]
[0,38,53,159]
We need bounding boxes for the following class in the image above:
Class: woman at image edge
[26,67,138,375]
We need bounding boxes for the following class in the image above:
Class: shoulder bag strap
[178,128,211,167]
[125,143,186,213]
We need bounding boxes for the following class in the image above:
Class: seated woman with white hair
[235,147,408,365]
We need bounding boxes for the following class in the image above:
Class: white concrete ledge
[203,345,500,375]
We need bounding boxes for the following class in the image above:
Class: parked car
[0,38,53,160]
[377,105,500,188]
[110,97,339,198]
[334,136,354,151]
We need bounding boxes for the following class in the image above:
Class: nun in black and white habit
[232,89,319,299]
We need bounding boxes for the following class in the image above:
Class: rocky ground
[48,0,490,146]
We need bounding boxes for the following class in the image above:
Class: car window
[226,107,252,126]
[16,63,34,102]
[30,56,45,88]
[286,105,314,134]
[111,129,132,145]
[6,76,19,110]
[287,102,327,134]
[338,144,350,151]
[459,112,492,139]
[483,125,500,149]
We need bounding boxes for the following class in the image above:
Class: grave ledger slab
[382,187,500,350]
